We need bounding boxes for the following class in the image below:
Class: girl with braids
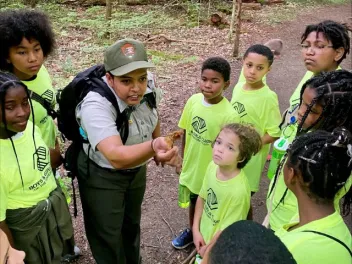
[0,72,75,264]
[288,20,350,112]
[266,69,352,231]
[0,9,62,168]
[275,128,352,264]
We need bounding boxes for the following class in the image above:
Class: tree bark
[232,0,242,58]
[228,0,236,42]
[106,0,112,20]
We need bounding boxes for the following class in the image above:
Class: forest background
[1,0,351,263]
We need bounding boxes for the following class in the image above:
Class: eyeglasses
[301,44,334,53]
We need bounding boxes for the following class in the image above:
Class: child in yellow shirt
[0,72,74,264]
[192,123,262,260]
[172,57,239,249]
[275,128,352,264]
[231,44,281,193]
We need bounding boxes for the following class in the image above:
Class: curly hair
[202,57,231,82]
[301,20,350,64]
[216,123,262,169]
[0,9,55,71]
[286,128,352,214]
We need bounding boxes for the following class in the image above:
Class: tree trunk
[232,0,242,58]
[106,0,112,19]
[228,0,236,42]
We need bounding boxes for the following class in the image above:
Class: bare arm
[262,133,278,145]
[0,221,14,247]
[97,135,178,169]
[193,197,206,252]
[181,130,186,158]
[50,139,63,169]
[199,230,222,258]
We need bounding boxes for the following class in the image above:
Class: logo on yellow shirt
[192,116,207,134]
[33,146,49,171]
[206,188,218,210]
[204,188,220,225]
[232,102,247,118]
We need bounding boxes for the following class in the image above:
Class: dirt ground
[62,3,352,264]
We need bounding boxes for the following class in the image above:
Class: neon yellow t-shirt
[22,65,57,149]
[275,211,352,264]
[289,67,342,110]
[289,71,313,110]
[199,161,251,244]
[231,82,281,192]
[178,94,239,194]
[267,160,352,231]
[237,67,267,84]
[0,121,57,221]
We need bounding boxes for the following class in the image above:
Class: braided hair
[298,70,352,133]
[301,20,350,64]
[269,70,352,214]
[286,128,352,214]
[0,72,36,188]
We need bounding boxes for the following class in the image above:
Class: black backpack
[56,64,157,176]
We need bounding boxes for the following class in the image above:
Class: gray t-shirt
[76,74,160,169]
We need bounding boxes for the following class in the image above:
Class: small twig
[143,244,162,249]
[159,75,172,79]
[189,256,196,264]
[160,214,176,237]
[144,34,209,45]
[166,251,174,263]
[157,235,163,247]
[181,249,197,264]
[137,32,149,38]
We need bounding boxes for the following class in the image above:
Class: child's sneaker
[171,228,193,249]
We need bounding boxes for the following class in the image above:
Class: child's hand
[193,230,206,252]
[199,245,208,258]
[175,161,182,174]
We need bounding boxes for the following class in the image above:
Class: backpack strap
[303,230,352,257]
[83,77,129,144]
[30,90,58,119]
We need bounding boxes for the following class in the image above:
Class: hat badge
[121,43,135,58]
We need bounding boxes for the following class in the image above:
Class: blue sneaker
[172,228,193,249]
